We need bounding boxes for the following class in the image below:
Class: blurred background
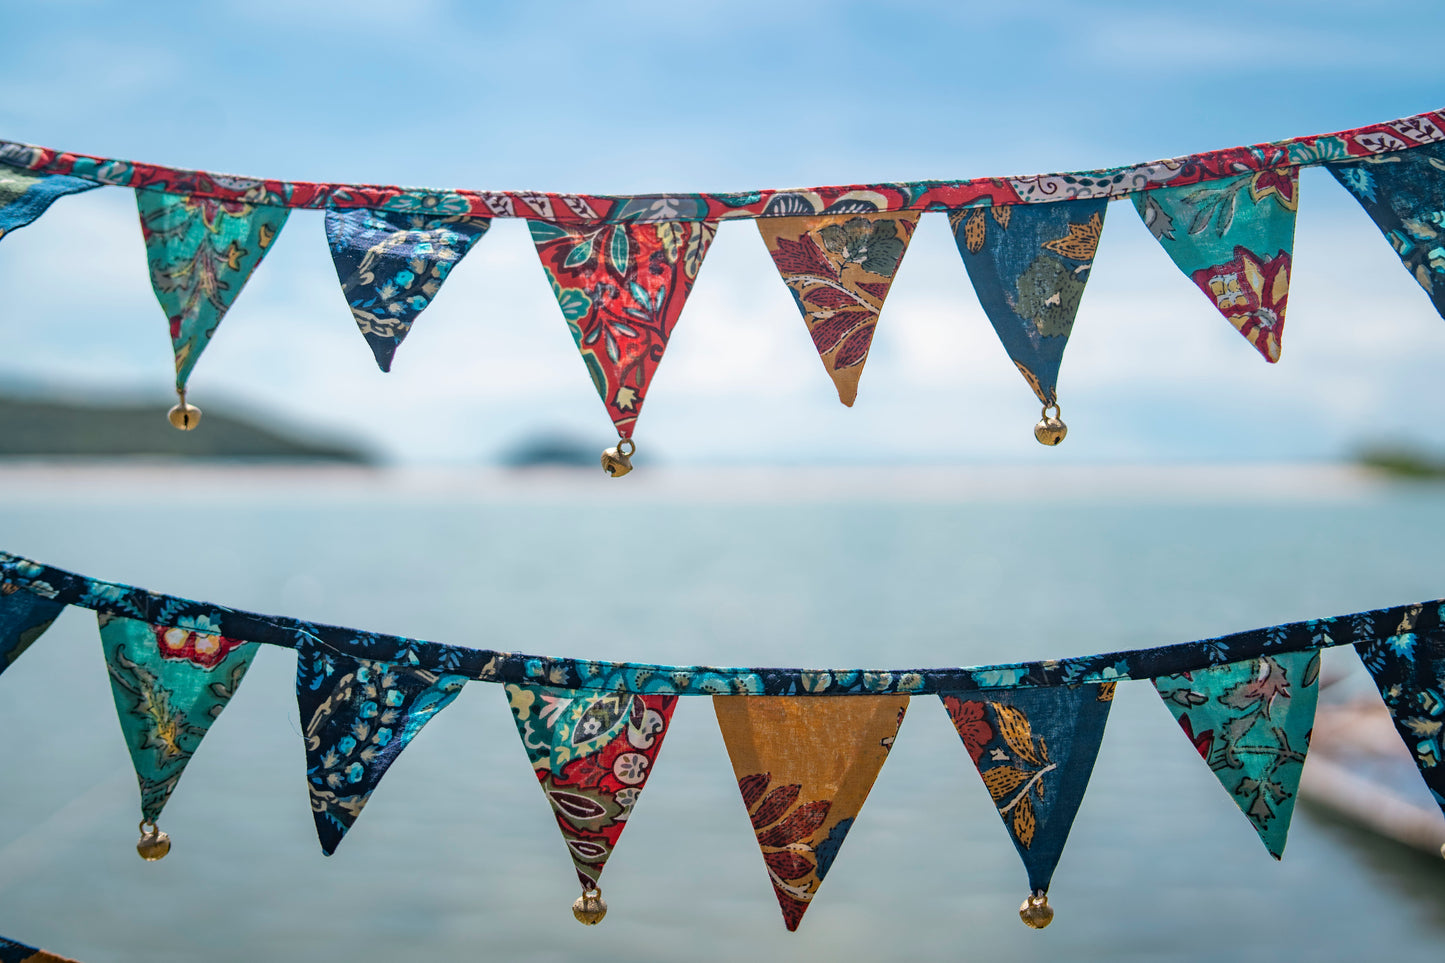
[2,2,1444,960]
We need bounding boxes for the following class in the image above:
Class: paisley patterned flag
[98,612,258,823]
[0,164,100,243]
[0,933,80,963]
[713,694,908,931]
[505,684,678,893]
[1355,605,1445,813]
[1153,650,1320,858]
[757,213,918,406]
[950,200,1107,407]
[529,219,716,439]
[296,638,467,855]
[324,208,492,372]
[1326,142,1445,320]
[940,683,1115,896]
[0,583,64,677]
[1133,168,1299,362]
[137,189,290,391]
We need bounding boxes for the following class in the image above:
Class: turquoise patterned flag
[1133,168,1298,363]
[1153,650,1320,858]
[950,198,1107,408]
[0,164,100,243]
[99,612,257,824]
[1326,142,1445,321]
[137,189,290,391]
[0,583,64,676]
[940,682,1114,898]
[325,207,492,372]
[297,638,467,855]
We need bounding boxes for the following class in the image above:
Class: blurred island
[1356,444,1445,480]
[0,394,372,462]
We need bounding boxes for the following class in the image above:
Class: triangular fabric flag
[0,932,80,963]
[713,694,908,931]
[939,682,1114,903]
[1153,650,1320,858]
[1326,142,1445,320]
[756,212,918,406]
[505,684,679,899]
[529,219,716,439]
[949,199,1107,407]
[98,612,258,830]
[137,188,290,392]
[296,638,467,855]
[0,165,101,243]
[324,207,492,372]
[0,583,65,676]
[1132,168,1299,362]
[1355,604,1445,813]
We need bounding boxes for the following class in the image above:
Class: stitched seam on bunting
[0,107,1440,222]
[2,550,1429,695]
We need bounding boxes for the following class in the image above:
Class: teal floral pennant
[297,638,467,855]
[0,583,64,676]
[506,684,679,894]
[940,683,1114,897]
[1355,605,1445,813]
[1153,650,1320,858]
[950,198,1107,408]
[137,189,290,391]
[98,611,258,824]
[0,164,100,243]
[324,207,492,372]
[1133,168,1298,362]
[1326,142,1445,320]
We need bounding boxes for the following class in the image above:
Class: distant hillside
[0,396,372,461]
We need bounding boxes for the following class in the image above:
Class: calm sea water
[1,464,1443,962]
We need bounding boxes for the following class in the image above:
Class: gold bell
[136,820,171,861]
[600,438,635,478]
[1018,891,1054,929]
[1033,403,1066,446]
[572,887,608,925]
[167,391,202,431]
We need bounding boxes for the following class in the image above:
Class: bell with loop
[136,820,171,861]
[1018,891,1054,929]
[167,390,202,431]
[600,438,635,477]
[572,886,608,925]
[1033,403,1067,446]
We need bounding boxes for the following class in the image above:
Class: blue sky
[2,0,1444,464]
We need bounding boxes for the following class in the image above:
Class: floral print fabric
[98,612,257,823]
[0,163,99,242]
[757,212,918,406]
[324,207,492,371]
[714,694,908,930]
[1326,142,1445,320]
[951,199,1107,407]
[941,682,1114,894]
[506,683,677,891]
[530,218,715,438]
[137,189,289,390]
[1356,604,1445,812]
[0,581,64,676]
[1153,650,1320,858]
[1133,168,1298,362]
[296,638,467,855]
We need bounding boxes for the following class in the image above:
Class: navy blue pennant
[0,582,64,676]
[1356,604,1445,813]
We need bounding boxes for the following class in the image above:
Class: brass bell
[572,887,608,925]
[136,820,171,861]
[1033,403,1066,446]
[600,438,635,477]
[1018,892,1054,929]
[167,391,202,431]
